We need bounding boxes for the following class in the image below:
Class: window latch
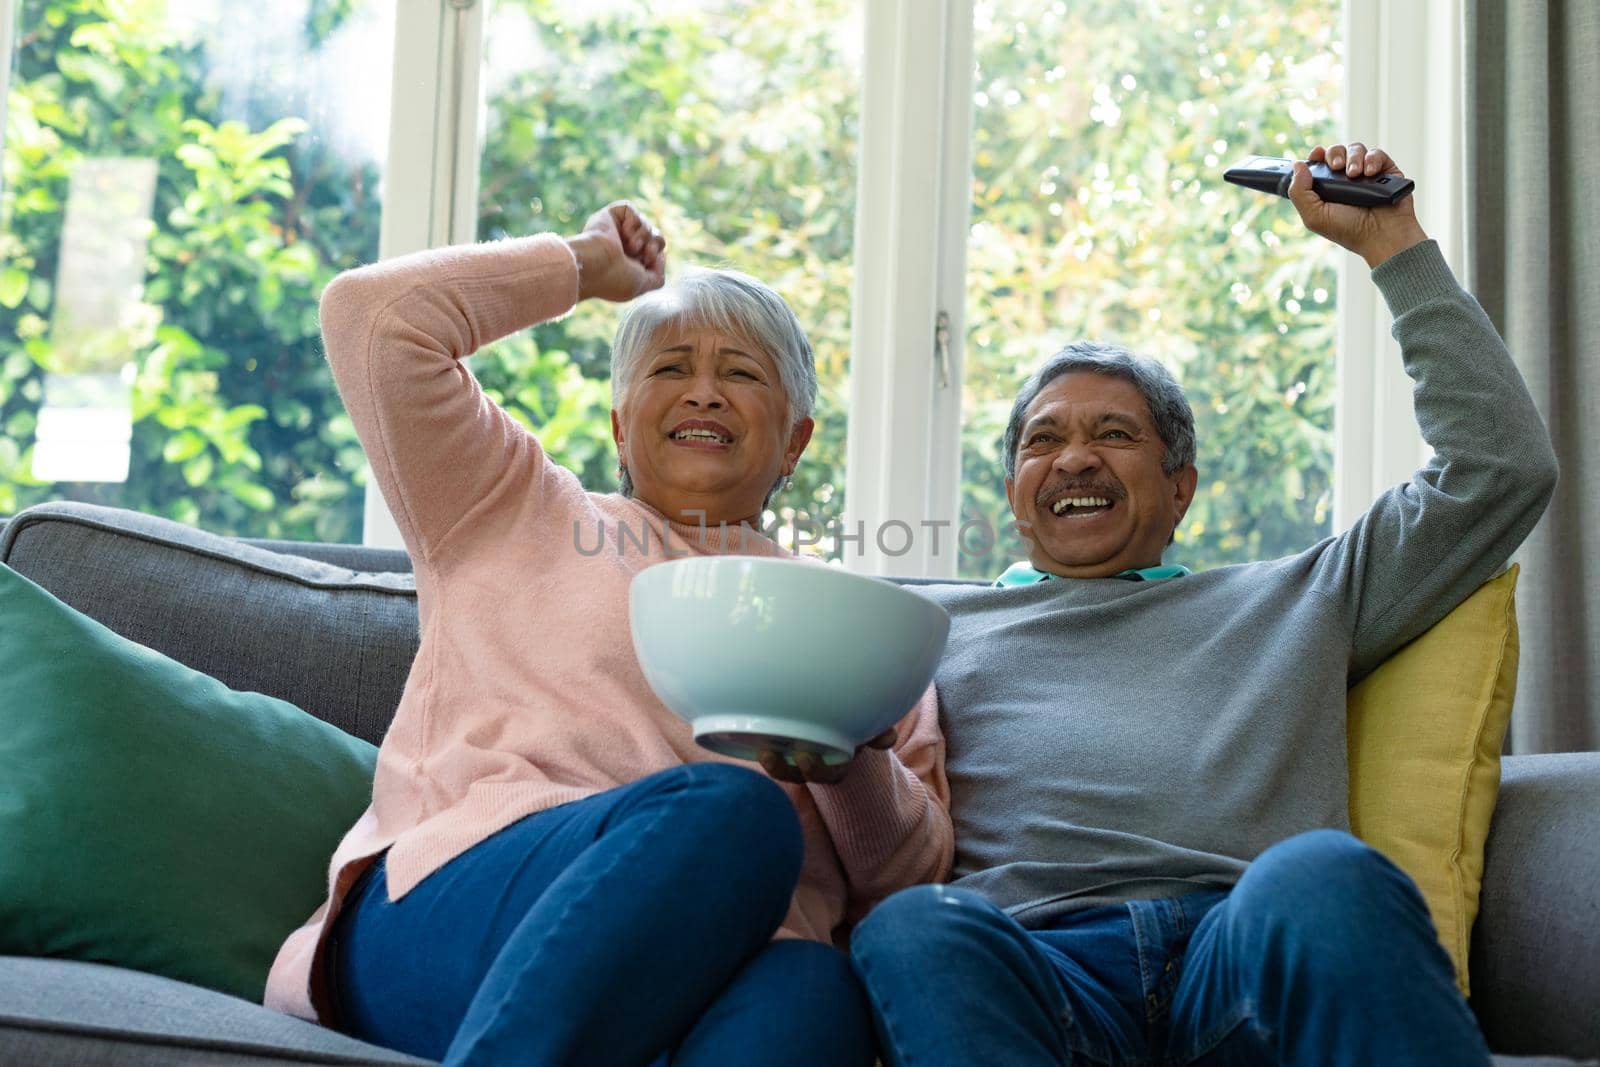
[934,310,951,390]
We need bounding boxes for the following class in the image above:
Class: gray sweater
[923,241,1559,927]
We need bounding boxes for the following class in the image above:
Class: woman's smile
[670,436,732,451]
[667,418,736,451]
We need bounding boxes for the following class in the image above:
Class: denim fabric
[327,763,877,1067]
[852,829,1492,1066]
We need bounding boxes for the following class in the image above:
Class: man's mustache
[1035,480,1126,506]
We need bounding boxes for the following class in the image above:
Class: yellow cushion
[1346,564,1519,998]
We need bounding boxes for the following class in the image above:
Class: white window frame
[363,0,487,550]
[842,0,975,576]
[1335,0,1465,529]
[0,0,1474,554]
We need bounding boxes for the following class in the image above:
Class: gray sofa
[0,499,1596,1066]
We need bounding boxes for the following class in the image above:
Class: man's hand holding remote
[1288,142,1428,269]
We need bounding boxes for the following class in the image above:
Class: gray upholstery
[0,501,417,747]
[1471,752,1600,1059]
[0,499,1596,1065]
[237,537,413,574]
[0,957,431,1065]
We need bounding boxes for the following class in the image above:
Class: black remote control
[1223,155,1414,208]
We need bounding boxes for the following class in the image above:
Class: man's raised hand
[1287,143,1427,269]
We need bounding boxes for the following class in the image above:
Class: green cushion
[0,561,377,1003]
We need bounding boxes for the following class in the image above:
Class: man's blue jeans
[850,830,1492,1066]
[327,763,877,1067]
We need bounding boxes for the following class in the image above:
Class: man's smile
[1047,496,1116,519]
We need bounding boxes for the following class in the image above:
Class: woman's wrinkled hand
[567,200,667,303]
[1287,142,1427,269]
[757,727,897,786]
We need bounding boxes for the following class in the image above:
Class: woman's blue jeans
[851,830,1492,1066]
[327,763,877,1067]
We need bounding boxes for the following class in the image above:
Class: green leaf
[162,431,206,463]
[175,143,217,172]
[224,480,274,510]
[0,269,28,309]
[26,277,52,311]
[221,404,269,431]
[181,452,214,487]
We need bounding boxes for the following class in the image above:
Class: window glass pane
[1,0,393,541]
[474,0,859,558]
[959,0,1342,579]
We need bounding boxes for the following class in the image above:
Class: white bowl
[629,557,950,766]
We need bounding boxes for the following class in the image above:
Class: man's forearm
[1320,239,1559,679]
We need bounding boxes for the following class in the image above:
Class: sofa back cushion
[0,502,417,747]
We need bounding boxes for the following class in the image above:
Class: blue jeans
[327,763,877,1067]
[851,830,1492,1066]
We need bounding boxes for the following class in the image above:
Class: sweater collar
[994,561,1191,587]
[622,496,784,556]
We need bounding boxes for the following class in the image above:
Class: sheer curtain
[1465,0,1600,752]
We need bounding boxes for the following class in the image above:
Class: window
[2,0,1452,559]
[957,0,1343,578]
[0,0,394,540]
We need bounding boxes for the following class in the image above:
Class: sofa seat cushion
[0,956,434,1065]
[0,957,1591,1067]
[0,962,1589,1067]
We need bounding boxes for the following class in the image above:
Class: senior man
[848,142,1559,1066]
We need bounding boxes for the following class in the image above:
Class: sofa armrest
[1470,751,1600,1059]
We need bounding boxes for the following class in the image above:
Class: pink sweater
[262,234,954,1023]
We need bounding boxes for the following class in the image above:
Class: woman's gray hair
[1002,340,1196,479]
[610,267,817,508]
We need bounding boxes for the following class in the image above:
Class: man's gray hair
[611,267,817,506]
[1002,340,1196,479]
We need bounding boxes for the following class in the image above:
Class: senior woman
[261,201,953,1067]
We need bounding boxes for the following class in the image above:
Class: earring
[782,476,793,492]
